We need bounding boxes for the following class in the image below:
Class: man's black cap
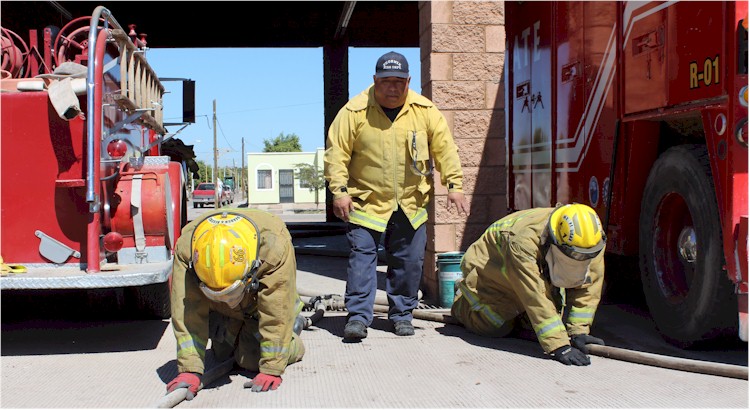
[375,51,409,79]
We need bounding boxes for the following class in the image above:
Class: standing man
[166,210,306,398]
[325,51,469,339]
[451,203,607,366]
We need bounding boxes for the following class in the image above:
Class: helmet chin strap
[541,223,554,254]
[241,259,262,294]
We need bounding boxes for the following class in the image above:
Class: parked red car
[192,183,230,208]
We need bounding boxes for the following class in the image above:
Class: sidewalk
[249,202,326,215]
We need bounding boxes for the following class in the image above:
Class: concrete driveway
[1,207,747,408]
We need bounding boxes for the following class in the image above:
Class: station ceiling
[1,1,420,49]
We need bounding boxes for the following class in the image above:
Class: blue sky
[147,47,420,167]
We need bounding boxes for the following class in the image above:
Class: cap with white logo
[375,51,409,79]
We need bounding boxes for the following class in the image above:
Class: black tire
[639,144,736,347]
[127,282,171,319]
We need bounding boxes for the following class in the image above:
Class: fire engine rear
[0,6,196,317]
[505,1,748,346]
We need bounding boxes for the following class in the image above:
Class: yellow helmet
[548,203,605,260]
[191,212,260,290]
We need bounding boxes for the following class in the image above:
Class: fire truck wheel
[127,282,171,319]
[639,144,737,347]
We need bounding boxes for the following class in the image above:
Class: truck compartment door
[507,1,552,210]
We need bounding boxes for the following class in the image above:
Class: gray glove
[550,345,590,366]
[570,334,605,354]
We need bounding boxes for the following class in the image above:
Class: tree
[196,160,210,183]
[263,132,302,152]
[294,162,326,206]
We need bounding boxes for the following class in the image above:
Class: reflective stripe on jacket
[171,209,304,376]
[324,86,463,232]
[458,207,605,353]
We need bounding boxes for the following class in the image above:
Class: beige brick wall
[419,1,506,305]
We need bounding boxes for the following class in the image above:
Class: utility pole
[213,99,220,208]
[232,158,236,202]
[241,137,245,201]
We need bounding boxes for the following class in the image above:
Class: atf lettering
[533,21,541,62]
[689,55,720,89]
[513,20,542,70]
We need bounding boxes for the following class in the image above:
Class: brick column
[419,1,506,305]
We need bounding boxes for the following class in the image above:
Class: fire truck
[0,6,196,317]
[505,1,748,346]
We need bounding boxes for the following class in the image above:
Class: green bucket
[437,251,465,308]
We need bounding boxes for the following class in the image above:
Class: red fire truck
[505,1,747,346]
[0,6,195,317]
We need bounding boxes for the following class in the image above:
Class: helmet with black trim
[191,212,261,290]
[548,203,606,261]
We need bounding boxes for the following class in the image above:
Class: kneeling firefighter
[166,210,306,398]
[451,203,607,366]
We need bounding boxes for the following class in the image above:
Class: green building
[246,148,325,206]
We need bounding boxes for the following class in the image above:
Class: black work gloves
[550,345,590,366]
[570,333,605,354]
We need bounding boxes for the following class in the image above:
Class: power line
[163,101,322,123]
[214,116,236,152]
[220,101,323,116]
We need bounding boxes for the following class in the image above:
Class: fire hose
[154,357,236,408]
[586,344,747,380]
[154,291,746,407]
[153,292,337,408]
[297,288,747,380]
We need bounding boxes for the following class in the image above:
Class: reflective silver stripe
[260,342,289,357]
[458,281,506,328]
[535,316,566,339]
[568,306,595,324]
[408,208,428,229]
[349,210,388,232]
[177,335,206,356]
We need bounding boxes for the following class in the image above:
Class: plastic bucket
[437,251,465,308]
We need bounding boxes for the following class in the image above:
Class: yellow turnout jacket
[324,86,463,232]
[170,209,304,376]
[458,207,605,353]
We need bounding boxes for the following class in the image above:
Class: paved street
[1,202,747,408]
[187,195,326,224]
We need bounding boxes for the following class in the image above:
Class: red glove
[166,372,201,400]
[243,372,282,392]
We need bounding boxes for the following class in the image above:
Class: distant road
[187,199,326,224]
